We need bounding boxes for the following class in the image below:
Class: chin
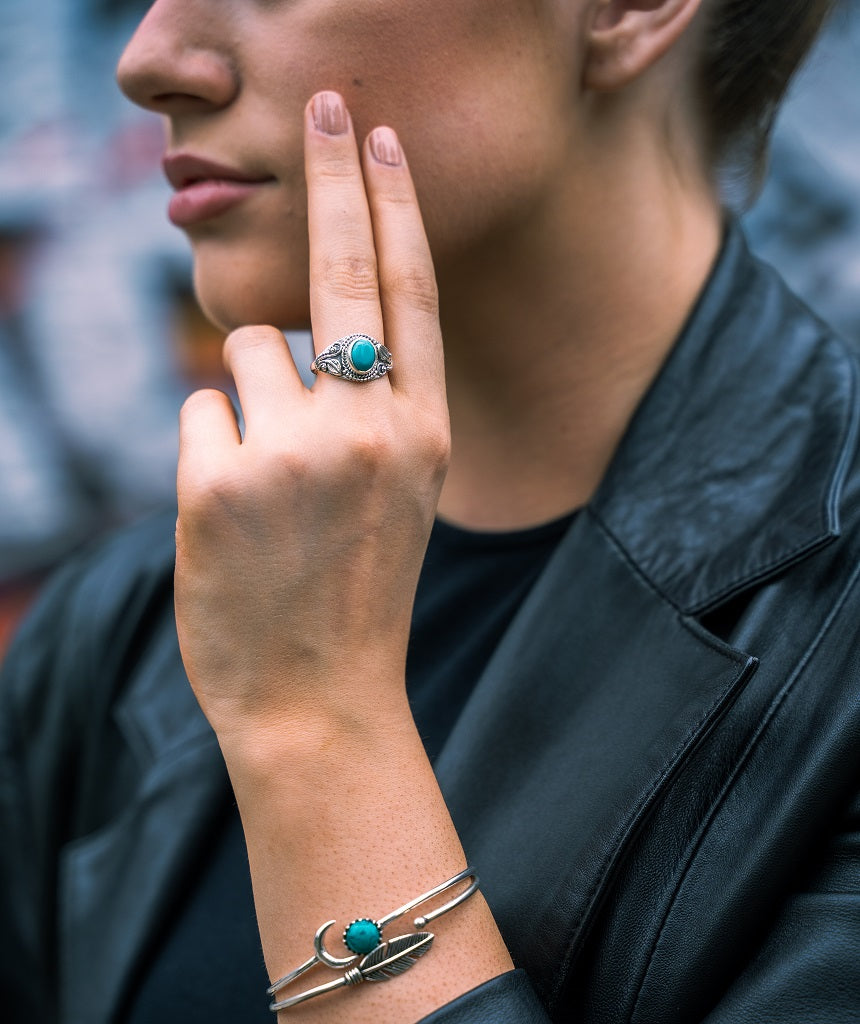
[191,238,312,332]
[197,284,311,334]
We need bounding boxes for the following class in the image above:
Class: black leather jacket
[2,224,859,1023]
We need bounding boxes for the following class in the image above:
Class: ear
[583,0,704,92]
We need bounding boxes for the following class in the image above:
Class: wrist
[209,675,515,1023]
[214,679,419,790]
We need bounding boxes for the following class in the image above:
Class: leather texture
[418,972,549,1023]
[1,222,859,1023]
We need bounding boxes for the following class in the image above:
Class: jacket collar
[592,221,859,614]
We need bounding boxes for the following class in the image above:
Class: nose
[117,0,238,115]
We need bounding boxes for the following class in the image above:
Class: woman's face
[118,0,582,330]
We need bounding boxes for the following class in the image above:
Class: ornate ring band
[267,867,479,1012]
[310,333,393,382]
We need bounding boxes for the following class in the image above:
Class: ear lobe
[584,0,704,92]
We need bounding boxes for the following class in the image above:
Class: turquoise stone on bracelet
[344,918,382,955]
[349,338,377,373]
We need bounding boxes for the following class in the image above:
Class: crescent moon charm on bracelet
[314,920,363,968]
[266,867,479,1009]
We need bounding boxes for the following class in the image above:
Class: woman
[1,0,857,1021]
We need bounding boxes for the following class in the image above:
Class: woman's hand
[172,93,513,1023]
[174,90,449,744]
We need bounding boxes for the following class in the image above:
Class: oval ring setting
[311,333,393,382]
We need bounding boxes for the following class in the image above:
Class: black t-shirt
[126,511,575,1022]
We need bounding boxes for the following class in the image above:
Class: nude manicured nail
[369,127,402,167]
[312,92,348,135]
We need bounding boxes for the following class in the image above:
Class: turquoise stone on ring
[344,918,382,955]
[349,337,377,373]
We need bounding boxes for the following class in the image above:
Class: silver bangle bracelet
[267,866,479,1012]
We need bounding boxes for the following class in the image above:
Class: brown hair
[701,0,839,186]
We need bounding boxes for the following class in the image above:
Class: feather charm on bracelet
[357,932,434,982]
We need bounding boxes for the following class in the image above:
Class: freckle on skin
[353,77,363,87]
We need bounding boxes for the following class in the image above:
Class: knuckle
[349,428,392,468]
[422,423,452,472]
[317,250,379,301]
[179,388,235,436]
[179,464,239,518]
[376,182,415,208]
[267,446,310,485]
[331,421,395,474]
[383,263,439,315]
[179,388,217,420]
[223,324,283,364]
[311,154,361,185]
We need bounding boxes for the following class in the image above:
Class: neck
[433,141,722,531]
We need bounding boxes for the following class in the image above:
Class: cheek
[391,83,566,260]
[192,3,572,325]
[334,22,569,257]
[193,230,312,332]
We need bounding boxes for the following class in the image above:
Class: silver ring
[311,333,392,382]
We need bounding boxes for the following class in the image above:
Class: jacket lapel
[436,222,858,1008]
[58,615,226,1024]
[592,222,858,616]
[435,510,756,1005]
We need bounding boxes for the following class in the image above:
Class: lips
[162,153,275,227]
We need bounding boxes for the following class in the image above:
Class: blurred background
[0,0,858,654]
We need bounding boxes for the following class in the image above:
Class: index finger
[304,91,386,384]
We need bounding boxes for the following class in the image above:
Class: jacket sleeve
[0,555,93,1023]
[0,513,175,1024]
[417,971,551,1023]
[702,785,860,1024]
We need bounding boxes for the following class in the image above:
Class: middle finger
[305,91,386,382]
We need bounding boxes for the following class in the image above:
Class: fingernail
[312,91,348,136]
[369,126,402,167]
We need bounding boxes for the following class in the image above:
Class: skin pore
[117,1,722,1021]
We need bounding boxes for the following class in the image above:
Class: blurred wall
[0,0,230,648]
[742,0,860,341]
[0,1,228,611]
